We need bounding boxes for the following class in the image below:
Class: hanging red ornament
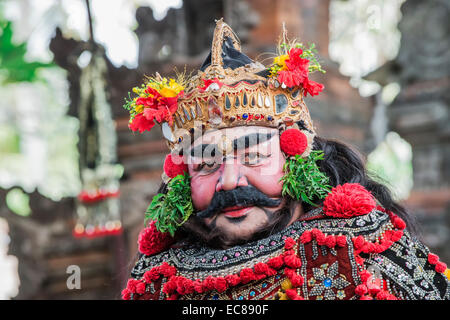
[163,154,188,178]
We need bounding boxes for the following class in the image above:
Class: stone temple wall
[385,0,450,263]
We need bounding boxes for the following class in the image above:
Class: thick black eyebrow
[190,132,275,157]
[190,143,219,158]
[233,132,275,150]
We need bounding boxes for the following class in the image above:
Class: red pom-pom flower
[323,183,376,218]
[138,220,174,256]
[277,48,309,88]
[303,78,324,97]
[164,154,188,178]
[280,129,308,156]
[274,47,324,97]
[127,79,184,134]
[129,113,156,133]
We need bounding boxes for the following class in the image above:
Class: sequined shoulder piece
[363,230,449,300]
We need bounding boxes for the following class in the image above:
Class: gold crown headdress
[124,19,325,152]
[125,19,329,236]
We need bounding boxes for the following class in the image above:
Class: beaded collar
[131,207,389,279]
[126,205,449,300]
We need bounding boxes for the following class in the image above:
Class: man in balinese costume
[122,20,449,300]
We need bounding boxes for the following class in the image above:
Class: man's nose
[216,158,248,192]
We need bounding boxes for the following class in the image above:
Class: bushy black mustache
[196,186,282,219]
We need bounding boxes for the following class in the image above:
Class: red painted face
[187,126,299,243]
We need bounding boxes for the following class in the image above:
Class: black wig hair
[309,136,419,237]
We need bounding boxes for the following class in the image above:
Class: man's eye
[242,152,269,165]
[196,161,220,173]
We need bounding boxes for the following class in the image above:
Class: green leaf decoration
[280,150,331,206]
[0,19,53,84]
[293,42,326,74]
[144,174,193,236]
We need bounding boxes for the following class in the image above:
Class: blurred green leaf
[6,188,31,217]
[0,19,53,83]
[0,125,20,154]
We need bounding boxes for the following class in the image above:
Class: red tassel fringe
[428,252,448,274]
